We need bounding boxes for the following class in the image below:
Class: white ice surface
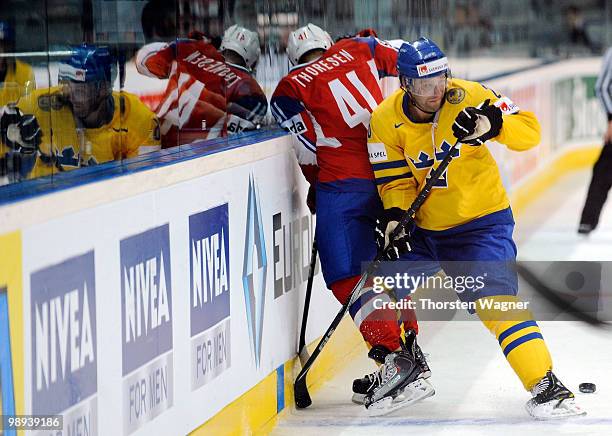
[272,169,612,436]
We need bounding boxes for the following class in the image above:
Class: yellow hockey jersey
[17,86,160,178]
[0,60,36,106]
[368,78,540,231]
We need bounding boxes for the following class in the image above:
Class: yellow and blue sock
[476,295,552,390]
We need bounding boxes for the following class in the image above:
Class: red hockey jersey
[271,37,398,187]
[136,39,227,148]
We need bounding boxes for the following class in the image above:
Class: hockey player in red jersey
[219,25,269,134]
[136,26,268,147]
[271,24,433,414]
[136,36,228,148]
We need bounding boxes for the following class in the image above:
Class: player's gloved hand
[306,184,316,214]
[0,106,42,154]
[375,207,412,261]
[452,99,503,146]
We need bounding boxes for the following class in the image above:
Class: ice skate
[363,349,434,416]
[526,370,586,419]
[353,331,431,405]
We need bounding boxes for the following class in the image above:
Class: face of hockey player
[63,79,109,119]
[408,74,447,113]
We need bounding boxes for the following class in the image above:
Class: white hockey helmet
[286,23,333,66]
[220,24,261,70]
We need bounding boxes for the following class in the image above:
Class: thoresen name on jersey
[291,49,356,88]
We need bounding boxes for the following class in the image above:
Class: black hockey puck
[579,382,596,393]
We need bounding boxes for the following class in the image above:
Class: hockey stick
[298,238,318,366]
[294,139,461,409]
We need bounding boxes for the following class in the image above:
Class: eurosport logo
[243,174,267,368]
[189,204,231,390]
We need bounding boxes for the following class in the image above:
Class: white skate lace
[364,372,378,390]
[373,356,397,390]
[531,376,550,396]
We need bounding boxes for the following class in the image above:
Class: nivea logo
[30,251,97,415]
[191,228,228,307]
[189,204,230,336]
[35,284,95,390]
[123,252,171,342]
[120,225,173,376]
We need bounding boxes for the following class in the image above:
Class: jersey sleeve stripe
[374,166,412,179]
[295,134,316,153]
[270,102,287,121]
[375,172,413,185]
[371,160,409,171]
[270,102,316,152]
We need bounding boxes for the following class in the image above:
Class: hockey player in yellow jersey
[4,44,160,180]
[368,37,585,419]
[0,21,35,106]
[0,21,39,183]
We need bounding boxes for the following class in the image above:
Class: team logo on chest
[407,140,460,188]
[446,87,465,104]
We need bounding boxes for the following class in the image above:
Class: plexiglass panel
[0,0,610,189]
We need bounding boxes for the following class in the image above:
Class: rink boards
[0,58,608,435]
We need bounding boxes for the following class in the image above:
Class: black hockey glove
[375,207,412,261]
[452,99,503,146]
[0,106,42,154]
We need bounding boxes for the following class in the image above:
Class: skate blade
[366,378,435,417]
[526,398,587,420]
[418,370,432,379]
[352,393,366,405]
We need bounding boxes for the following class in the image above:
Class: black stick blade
[294,376,312,409]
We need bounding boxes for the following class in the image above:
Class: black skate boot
[351,345,390,404]
[404,329,431,379]
[525,370,586,419]
[363,348,434,416]
[352,333,432,405]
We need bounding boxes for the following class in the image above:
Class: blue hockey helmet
[58,44,116,84]
[397,37,449,97]
[397,37,448,79]
[58,44,116,118]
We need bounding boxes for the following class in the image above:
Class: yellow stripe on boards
[510,145,600,216]
[0,230,24,435]
[191,316,365,435]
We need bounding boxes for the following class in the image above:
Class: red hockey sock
[331,276,402,352]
